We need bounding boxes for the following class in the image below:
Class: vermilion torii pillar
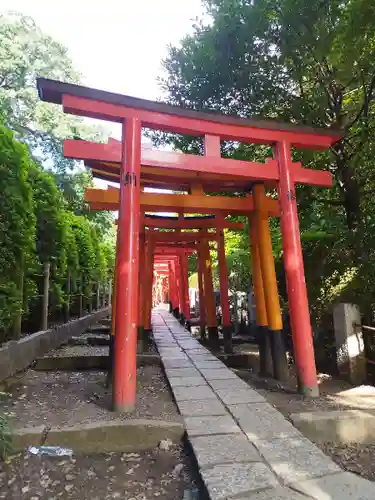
[114,118,141,412]
[275,141,318,396]
[216,214,232,354]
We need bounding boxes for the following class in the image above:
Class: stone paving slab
[172,385,218,402]
[191,360,225,369]
[162,359,193,369]
[184,415,242,437]
[255,436,341,484]
[229,403,302,442]
[190,434,260,468]
[291,471,375,499]
[177,398,228,417]
[208,378,249,390]
[215,387,267,405]
[164,367,201,378]
[201,463,279,500]
[168,376,207,387]
[199,368,238,380]
[234,487,308,499]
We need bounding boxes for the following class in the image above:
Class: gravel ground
[1,366,181,429]
[45,345,109,357]
[0,445,201,499]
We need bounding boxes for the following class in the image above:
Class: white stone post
[333,303,366,384]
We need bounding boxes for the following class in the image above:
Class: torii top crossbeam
[37,78,342,149]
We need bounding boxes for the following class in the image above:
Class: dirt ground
[0,366,181,429]
[0,445,200,500]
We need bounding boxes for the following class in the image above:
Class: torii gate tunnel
[37,78,343,410]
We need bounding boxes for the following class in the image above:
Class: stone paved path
[152,309,375,500]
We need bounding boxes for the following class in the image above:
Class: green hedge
[0,123,114,342]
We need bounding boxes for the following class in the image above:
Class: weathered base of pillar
[137,326,147,352]
[270,329,290,382]
[173,307,180,319]
[207,326,220,350]
[179,314,185,326]
[106,334,115,388]
[222,325,233,354]
[297,378,320,398]
[185,321,191,332]
[257,325,273,377]
[169,301,173,313]
[199,325,206,340]
[113,402,135,413]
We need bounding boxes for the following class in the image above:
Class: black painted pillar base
[257,325,273,377]
[207,326,220,350]
[270,329,290,382]
[179,313,185,326]
[186,321,191,332]
[199,325,206,340]
[173,307,180,319]
[137,326,146,353]
[222,325,233,354]
[168,301,173,313]
[106,334,115,388]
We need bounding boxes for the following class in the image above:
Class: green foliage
[0,13,115,340]
[160,0,375,324]
[0,124,35,338]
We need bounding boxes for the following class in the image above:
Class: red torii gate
[37,78,343,410]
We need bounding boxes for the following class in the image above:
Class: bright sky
[2,0,206,139]
[4,0,204,96]
[2,0,206,198]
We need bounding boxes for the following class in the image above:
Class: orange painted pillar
[197,246,206,339]
[176,257,184,321]
[248,214,272,376]
[200,233,219,349]
[113,118,141,412]
[275,141,318,397]
[138,231,148,351]
[252,184,289,382]
[144,233,154,332]
[216,216,232,353]
[178,253,187,324]
[168,261,174,312]
[182,251,191,324]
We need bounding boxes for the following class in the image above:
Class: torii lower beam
[85,188,280,216]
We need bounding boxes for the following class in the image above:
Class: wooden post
[42,261,50,331]
[216,216,232,353]
[64,270,71,322]
[200,234,219,349]
[252,184,289,381]
[275,141,318,397]
[138,231,146,351]
[13,253,24,340]
[96,282,100,310]
[197,247,206,339]
[108,279,112,307]
[113,117,142,412]
[248,215,272,376]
